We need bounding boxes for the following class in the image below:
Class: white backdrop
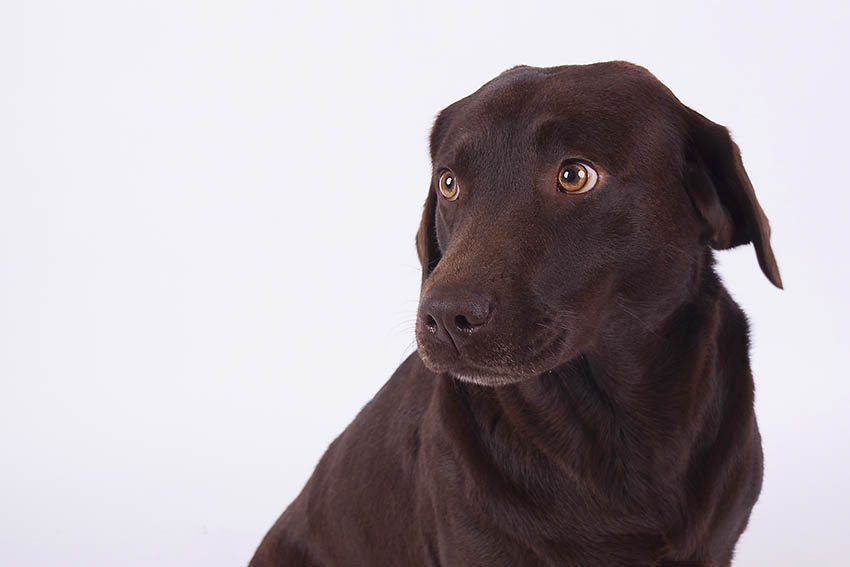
[2,1,848,565]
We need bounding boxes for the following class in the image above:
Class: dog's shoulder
[316,352,436,476]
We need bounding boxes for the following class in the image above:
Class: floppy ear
[683,109,783,288]
[416,187,441,284]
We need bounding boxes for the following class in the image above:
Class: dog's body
[251,62,780,566]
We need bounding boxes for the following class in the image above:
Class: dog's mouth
[416,324,574,387]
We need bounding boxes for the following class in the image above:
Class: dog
[250,61,781,566]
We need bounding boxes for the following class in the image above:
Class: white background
[1,1,848,565]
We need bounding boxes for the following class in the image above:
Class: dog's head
[414,62,781,386]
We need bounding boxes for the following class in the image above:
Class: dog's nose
[419,286,492,348]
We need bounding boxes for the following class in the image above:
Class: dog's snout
[420,286,492,348]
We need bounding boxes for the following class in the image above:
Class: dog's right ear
[416,187,440,284]
[417,108,456,284]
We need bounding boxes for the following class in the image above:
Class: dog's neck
[446,267,746,510]
[582,271,726,431]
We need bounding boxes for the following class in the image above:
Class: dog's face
[414,62,781,386]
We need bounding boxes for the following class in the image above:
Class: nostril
[424,314,438,334]
[455,314,475,332]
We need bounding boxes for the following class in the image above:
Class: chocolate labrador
[250,61,781,566]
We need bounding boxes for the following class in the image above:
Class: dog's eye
[438,169,459,201]
[557,162,598,194]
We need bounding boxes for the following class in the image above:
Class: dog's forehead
[432,62,683,171]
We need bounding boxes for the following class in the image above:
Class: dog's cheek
[434,203,457,256]
[527,247,617,345]
[626,206,703,302]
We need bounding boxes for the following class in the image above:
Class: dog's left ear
[683,108,783,288]
[416,187,440,285]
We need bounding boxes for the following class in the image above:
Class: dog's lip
[419,329,571,383]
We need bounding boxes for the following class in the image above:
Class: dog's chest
[418,380,671,566]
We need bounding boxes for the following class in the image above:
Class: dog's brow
[437,132,479,168]
[532,119,573,147]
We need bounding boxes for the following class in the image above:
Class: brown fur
[250,61,780,566]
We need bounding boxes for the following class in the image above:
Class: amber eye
[438,169,459,201]
[557,162,598,194]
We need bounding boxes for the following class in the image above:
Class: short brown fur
[251,61,780,566]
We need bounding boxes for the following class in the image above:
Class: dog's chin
[418,357,536,387]
[416,341,573,388]
[447,371,533,387]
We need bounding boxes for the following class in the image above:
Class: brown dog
[250,61,781,566]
